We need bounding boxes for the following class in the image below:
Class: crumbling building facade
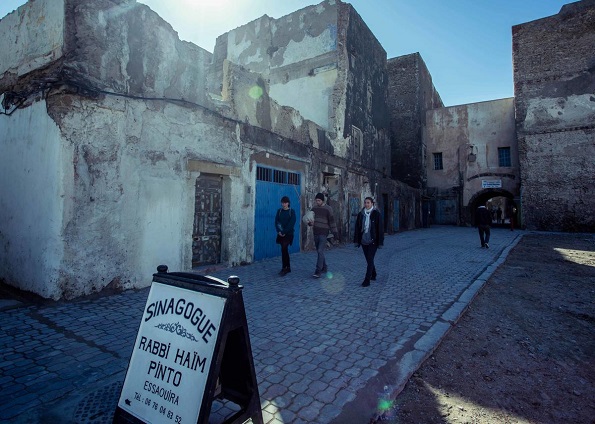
[1,0,592,300]
[512,0,595,231]
[0,0,419,299]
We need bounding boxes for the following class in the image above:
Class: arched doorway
[468,189,518,228]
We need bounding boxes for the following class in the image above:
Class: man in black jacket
[475,203,492,248]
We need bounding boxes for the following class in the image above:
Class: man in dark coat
[475,203,492,248]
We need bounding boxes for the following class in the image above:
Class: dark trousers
[314,234,328,273]
[478,225,491,246]
[362,244,378,281]
[280,238,291,269]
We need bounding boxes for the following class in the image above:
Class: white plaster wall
[0,100,67,298]
[0,93,251,299]
[269,22,337,69]
[0,0,64,77]
[269,69,337,129]
[50,96,246,297]
[223,4,339,131]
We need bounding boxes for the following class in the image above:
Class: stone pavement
[0,226,522,423]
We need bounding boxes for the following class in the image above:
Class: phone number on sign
[134,391,182,423]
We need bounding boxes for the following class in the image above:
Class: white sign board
[482,180,502,188]
[117,282,226,424]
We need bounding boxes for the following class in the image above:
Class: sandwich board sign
[113,266,263,424]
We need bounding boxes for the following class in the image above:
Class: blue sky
[1,0,571,106]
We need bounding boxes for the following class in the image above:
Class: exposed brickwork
[513,0,595,231]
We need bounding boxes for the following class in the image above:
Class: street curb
[371,232,525,422]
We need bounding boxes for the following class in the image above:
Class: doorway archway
[468,189,517,227]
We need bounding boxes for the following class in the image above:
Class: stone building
[0,0,420,299]
[393,1,594,230]
[425,99,519,225]
[512,0,595,231]
[387,53,443,189]
[1,0,592,300]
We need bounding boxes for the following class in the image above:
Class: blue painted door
[254,166,301,261]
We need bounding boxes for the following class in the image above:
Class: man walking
[475,202,492,248]
[308,193,338,278]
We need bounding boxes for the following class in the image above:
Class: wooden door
[192,175,222,267]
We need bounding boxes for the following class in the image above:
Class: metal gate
[192,175,222,267]
[254,166,301,261]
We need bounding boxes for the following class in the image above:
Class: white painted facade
[0,93,255,299]
[0,0,410,299]
[0,101,66,298]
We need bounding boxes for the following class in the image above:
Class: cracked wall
[513,0,595,231]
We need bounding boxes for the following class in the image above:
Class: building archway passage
[468,189,518,228]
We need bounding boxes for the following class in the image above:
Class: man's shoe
[312,272,320,278]
[361,280,370,287]
[485,243,489,249]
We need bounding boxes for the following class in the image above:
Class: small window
[498,147,511,167]
[352,125,362,162]
[433,153,443,170]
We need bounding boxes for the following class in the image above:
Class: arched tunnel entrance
[468,189,519,228]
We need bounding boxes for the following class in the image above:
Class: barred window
[273,169,285,184]
[498,147,511,167]
[433,152,443,170]
[256,166,271,182]
[287,172,300,185]
[257,166,300,185]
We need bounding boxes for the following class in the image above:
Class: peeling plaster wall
[0,0,420,299]
[63,0,212,107]
[211,1,339,132]
[425,98,518,224]
[0,100,67,299]
[1,92,255,299]
[0,0,64,80]
[513,0,595,231]
[46,94,248,299]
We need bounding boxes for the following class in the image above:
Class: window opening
[257,166,300,185]
[433,152,443,170]
[498,147,511,167]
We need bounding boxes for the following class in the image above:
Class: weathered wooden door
[192,175,222,267]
